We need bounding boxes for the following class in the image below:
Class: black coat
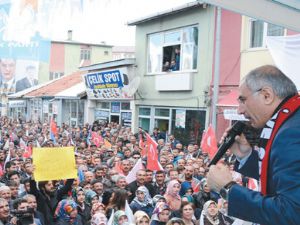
[29,178,74,225]
[77,203,91,225]
[234,150,259,180]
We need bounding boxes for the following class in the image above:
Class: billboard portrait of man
[0,58,17,94]
[16,65,38,92]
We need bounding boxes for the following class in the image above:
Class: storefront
[138,106,206,145]
[94,101,132,126]
[81,58,137,127]
[8,100,27,120]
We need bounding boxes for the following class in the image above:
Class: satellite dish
[126,76,141,97]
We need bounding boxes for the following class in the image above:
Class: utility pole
[211,6,221,131]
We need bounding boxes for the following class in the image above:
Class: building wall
[215,9,242,139]
[91,46,113,64]
[64,44,82,75]
[240,16,275,79]
[134,5,215,109]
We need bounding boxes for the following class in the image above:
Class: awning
[217,89,239,107]
[55,82,86,99]
[204,0,300,32]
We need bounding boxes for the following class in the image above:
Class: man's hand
[220,127,252,158]
[207,163,233,192]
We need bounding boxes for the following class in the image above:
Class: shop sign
[95,110,109,120]
[83,67,136,100]
[223,109,248,121]
[121,112,132,127]
[111,102,120,113]
[8,100,26,108]
[175,109,186,128]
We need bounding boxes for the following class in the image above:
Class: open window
[162,45,181,71]
[147,25,198,74]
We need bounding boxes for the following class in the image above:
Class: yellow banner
[32,147,77,182]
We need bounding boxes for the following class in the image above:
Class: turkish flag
[146,133,163,171]
[50,118,58,136]
[200,124,218,159]
[139,133,146,157]
[114,161,124,175]
[91,132,103,147]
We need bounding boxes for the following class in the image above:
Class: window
[155,108,170,117]
[249,19,284,48]
[121,102,130,110]
[139,107,151,116]
[49,72,64,80]
[171,109,206,146]
[147,25,198,74]
[80,48,91,60]
[96,102,110,109]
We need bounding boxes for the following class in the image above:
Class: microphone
[208,121,246,166]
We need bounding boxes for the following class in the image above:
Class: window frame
[80,48,91,61]
[248,18,286,50]
[146,25,198,75]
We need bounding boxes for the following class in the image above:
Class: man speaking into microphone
[207,65,300,225]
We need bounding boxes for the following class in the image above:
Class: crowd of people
[0,115,250,225]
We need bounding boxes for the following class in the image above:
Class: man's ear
[261,87,275,105]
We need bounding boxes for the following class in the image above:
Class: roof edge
[128,1,205,26]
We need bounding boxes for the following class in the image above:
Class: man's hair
[8,171,20,179]
[91,179,102,186]
[242,65,298,99]
[5,161,16,170]
[168,168,179,176]
[155,170,165,176]
[7,180,18,187]
[13,198,27,210]
[22,194,36,201]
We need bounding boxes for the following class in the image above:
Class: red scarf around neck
[261,95,300,195]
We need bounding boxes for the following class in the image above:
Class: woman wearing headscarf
[199,200,233,225]
[112,210,128,225]
[85,190,99,207]
[163,180,181,211]
[134,211,150,225]
[129,186,154,217]
[73,187,91,225]
[192,178,218,211]
[54,199,83,225]
[150,202,171,225]
[91,212,107,225]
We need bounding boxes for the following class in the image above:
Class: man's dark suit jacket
[127,181,155,203]
[234,150,259,180]
[16,77,38,92]
[228,107,300,225]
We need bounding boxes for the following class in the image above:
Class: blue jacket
[228,109,300,225]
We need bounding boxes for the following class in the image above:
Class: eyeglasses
[237,88,262,104]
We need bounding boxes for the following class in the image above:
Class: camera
[11,208,34,225]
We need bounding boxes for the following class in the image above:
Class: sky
[51,0,193,46]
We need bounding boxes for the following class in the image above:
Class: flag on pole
[126,158,144,184]
[50,117,58,143]
[114,161,124,175]
[91,132,103,147]
[104,139,112,149]
[139,133,146,157]
[200,124,218,160]
[146,133,163,171]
